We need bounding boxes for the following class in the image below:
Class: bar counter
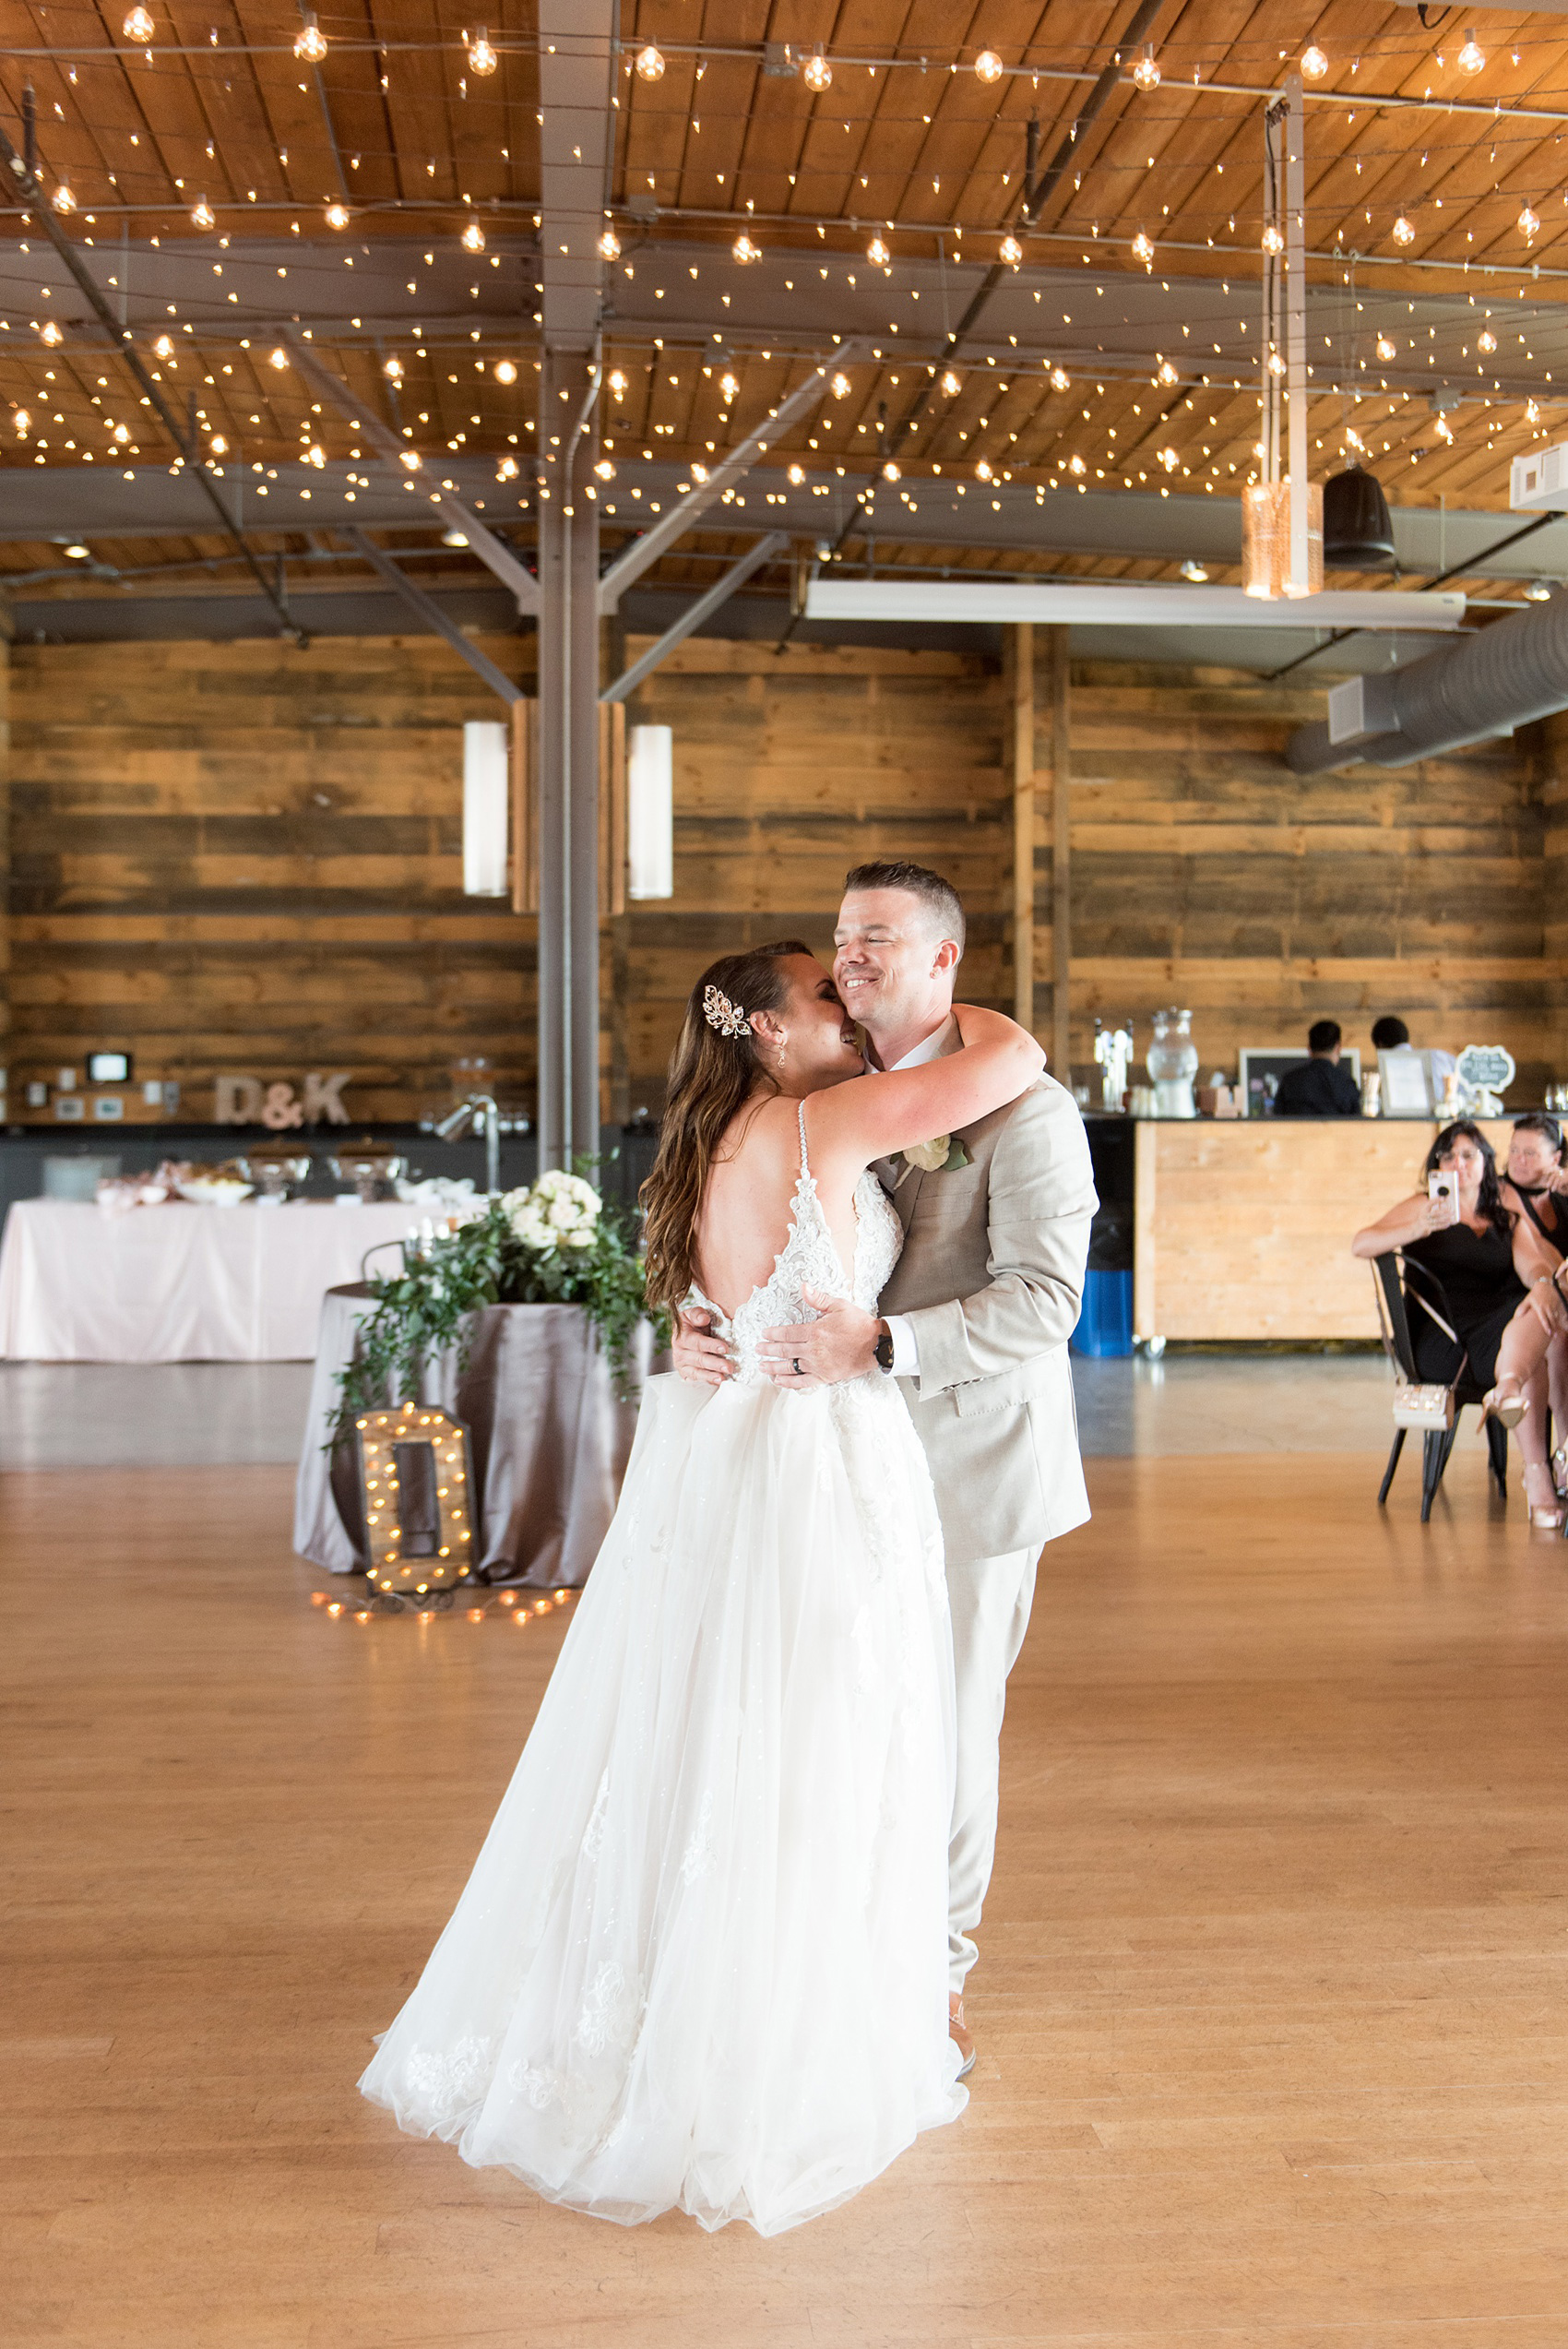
[1125,1116,1515,1343]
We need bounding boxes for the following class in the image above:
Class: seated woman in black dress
[1503,1113,1568,1492]
[1352,1119,1568,1527]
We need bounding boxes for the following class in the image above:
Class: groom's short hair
[842,860,966,958]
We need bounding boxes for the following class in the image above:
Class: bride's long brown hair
[639,940,812,1313]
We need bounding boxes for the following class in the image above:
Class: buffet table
[0,1198,427,1362]
[294,1285,652,1588]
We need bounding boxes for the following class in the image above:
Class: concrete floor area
[0,1351,1398,1472]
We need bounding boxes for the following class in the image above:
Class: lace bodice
[689,1104,902,1385]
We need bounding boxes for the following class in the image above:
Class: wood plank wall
[5,634,536,1125]
[0,630,1555,1124]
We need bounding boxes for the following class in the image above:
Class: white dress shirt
[876,1018,956,1378]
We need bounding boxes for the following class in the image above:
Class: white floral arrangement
[501,1168,603,1254]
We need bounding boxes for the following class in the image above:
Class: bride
[359,938,1044,2234]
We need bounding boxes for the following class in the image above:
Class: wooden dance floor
[6,1445,1568,2346]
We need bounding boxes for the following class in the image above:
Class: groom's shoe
[949,1993,976,2080]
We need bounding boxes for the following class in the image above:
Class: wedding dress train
[359,1108,965,2234]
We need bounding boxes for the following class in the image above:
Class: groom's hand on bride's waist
[672,1306,735,1387]
[759,1289,882,1388]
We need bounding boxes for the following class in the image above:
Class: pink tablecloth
[0,1198,427,1362]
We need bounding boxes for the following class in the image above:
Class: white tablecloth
[0,1198,428,1362]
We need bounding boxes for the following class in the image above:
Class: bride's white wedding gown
[360,1107,965,2235]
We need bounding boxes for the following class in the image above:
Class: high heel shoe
[1481,1376,1528,1431]
[1524,1465,1565,1532]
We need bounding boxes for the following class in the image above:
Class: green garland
[330,1167,664,1447]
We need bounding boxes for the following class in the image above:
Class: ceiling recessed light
[1180,558,1208,583]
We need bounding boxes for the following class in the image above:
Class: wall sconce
[627,723,673,900]
[462,720,510,896]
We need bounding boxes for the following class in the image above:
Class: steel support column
[536,348,601,1167]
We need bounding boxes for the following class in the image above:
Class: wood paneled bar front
[1131,1117,1515,1343]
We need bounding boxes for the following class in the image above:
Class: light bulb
[1050,364,1071,391]
[1157,357,1178,385]
[39,320,62,346]
[496,454,517,480]
[594,458,615,479]
[493,358,517,384]
[383,355,403,379]
[399,449,422,470]
[187,195,214,228]
[1392,215,1416,244]
[881,459,900,481]
[52,185,76,214]
[1518,203,1540,241]
[940,368,961,396]
[14,411,29,433]
[462,219,485,252]
[787,462,804,483]
[1068,455,1086,476]
[1131,46,1160,92]
[64,541,89,558]
[974,49,1004,83]
[1458,27,1485,74]
[1180,558,1208,582]
[1267,349,1286,376]
[268,346,289,368]
[867,233,889,266]
[1478,328,1497,353]
[598,227,621,259]
[975,459,992,482]
[1376,334,1396,361]
[468,29,497,76]
[1526,579,1551,602]
[830,370,850,399]
[294,12,327,62]
[209,433,227,454]
[802,50,831,92]
[306,443,325,467]
[1261,222,1284,256]
[999,233,1023,267]
[122,4,154,39]
[1158,446,1179,471]
[732,232,761,262]
[1132,230,1155,266]
[1301,44,1328,81]
[326,202,349,228]
[635,42,665,80]
[720,371,740,402]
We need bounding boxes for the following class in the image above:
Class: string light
[493,358,517,384]
[732,233,761,262]
[462,219,485,252]
[1301,45,1329,81]
[1158,446,1179,471]
[383,355,403,379]
[467,28,498,76]
[399,449,422,470]
[882,459,900,481]
[51,185,76,214]
[608,369,627,396]
[1478,327,1497,352]
[1261,223,1284,256]
[153,333,173,357]
[190,195,214,228]
[802,49,831,92]
[975,459,992,481]
[635,42,665,80]
[1131,45,1160,92]
[326,202,349,229]
[209,434,227,454]
[999,233,1023,267]
[594,458,615,478]
[1376,334,1397,360]
[294,11,327,62]
[1458,27,1486,74]
[1518,202,1540,241]
[974,50,1004,83]
[13,410,28,433]
[122,5,154,40]
[1050,364,1071,391]
[1157,357,1179,385]
[496,455,517,480]
[940,368,961,396]
[830,371,851,398]
[1132,230,1155,267]
[867,233,889,266]
[1392,215,1416,244]
[788,462,805,483]
[598,227,621,259]
[720,370,740,402]
[268,346,289,369]
[38,321,62,346]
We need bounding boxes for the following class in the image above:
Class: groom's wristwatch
[873,1320,896,1374]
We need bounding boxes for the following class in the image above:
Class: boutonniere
[895,1134,972,1180]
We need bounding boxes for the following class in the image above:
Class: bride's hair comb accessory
[703,984,750,1040]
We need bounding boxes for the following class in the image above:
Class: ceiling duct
[1286,587,1568,772]
[1322,465,1396,569]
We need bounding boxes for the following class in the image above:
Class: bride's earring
[776,1035,788,1070]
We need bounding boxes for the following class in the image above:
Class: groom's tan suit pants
[875,1063,1099,1998]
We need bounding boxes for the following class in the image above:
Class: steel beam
[343,528,522,704]
[601,532,788,702]
[285,331,539,615]
[598,354,861,612]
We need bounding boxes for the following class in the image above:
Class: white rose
[902,1134,952,1174]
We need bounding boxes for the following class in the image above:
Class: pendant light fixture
[1322,464,1396,569]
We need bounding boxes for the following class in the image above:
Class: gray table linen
[293,1284,656,1588]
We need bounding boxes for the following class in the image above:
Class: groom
[673,860,1097,2076]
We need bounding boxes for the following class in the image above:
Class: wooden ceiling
[5,3,1568,618]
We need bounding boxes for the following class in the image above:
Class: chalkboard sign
[1456,1044,1516,1094]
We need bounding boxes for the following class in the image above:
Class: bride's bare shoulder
[713,1091,799,1170]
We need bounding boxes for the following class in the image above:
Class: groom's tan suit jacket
[873,1038,1098,1566]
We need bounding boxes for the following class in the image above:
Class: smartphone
[1428,1172,1459,1225]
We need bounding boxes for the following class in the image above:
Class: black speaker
[1323,464,1396,568]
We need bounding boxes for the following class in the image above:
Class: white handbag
[1392,1381,1456,1432]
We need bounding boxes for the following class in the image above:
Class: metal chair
[1371,1251,1508,1520]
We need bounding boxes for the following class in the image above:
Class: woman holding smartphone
[1352,1120,1568,1528]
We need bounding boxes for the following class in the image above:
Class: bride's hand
[758,1288,882,1387]
[672,1306,734,1387]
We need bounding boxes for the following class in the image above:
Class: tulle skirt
[358,1371,966,2236]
